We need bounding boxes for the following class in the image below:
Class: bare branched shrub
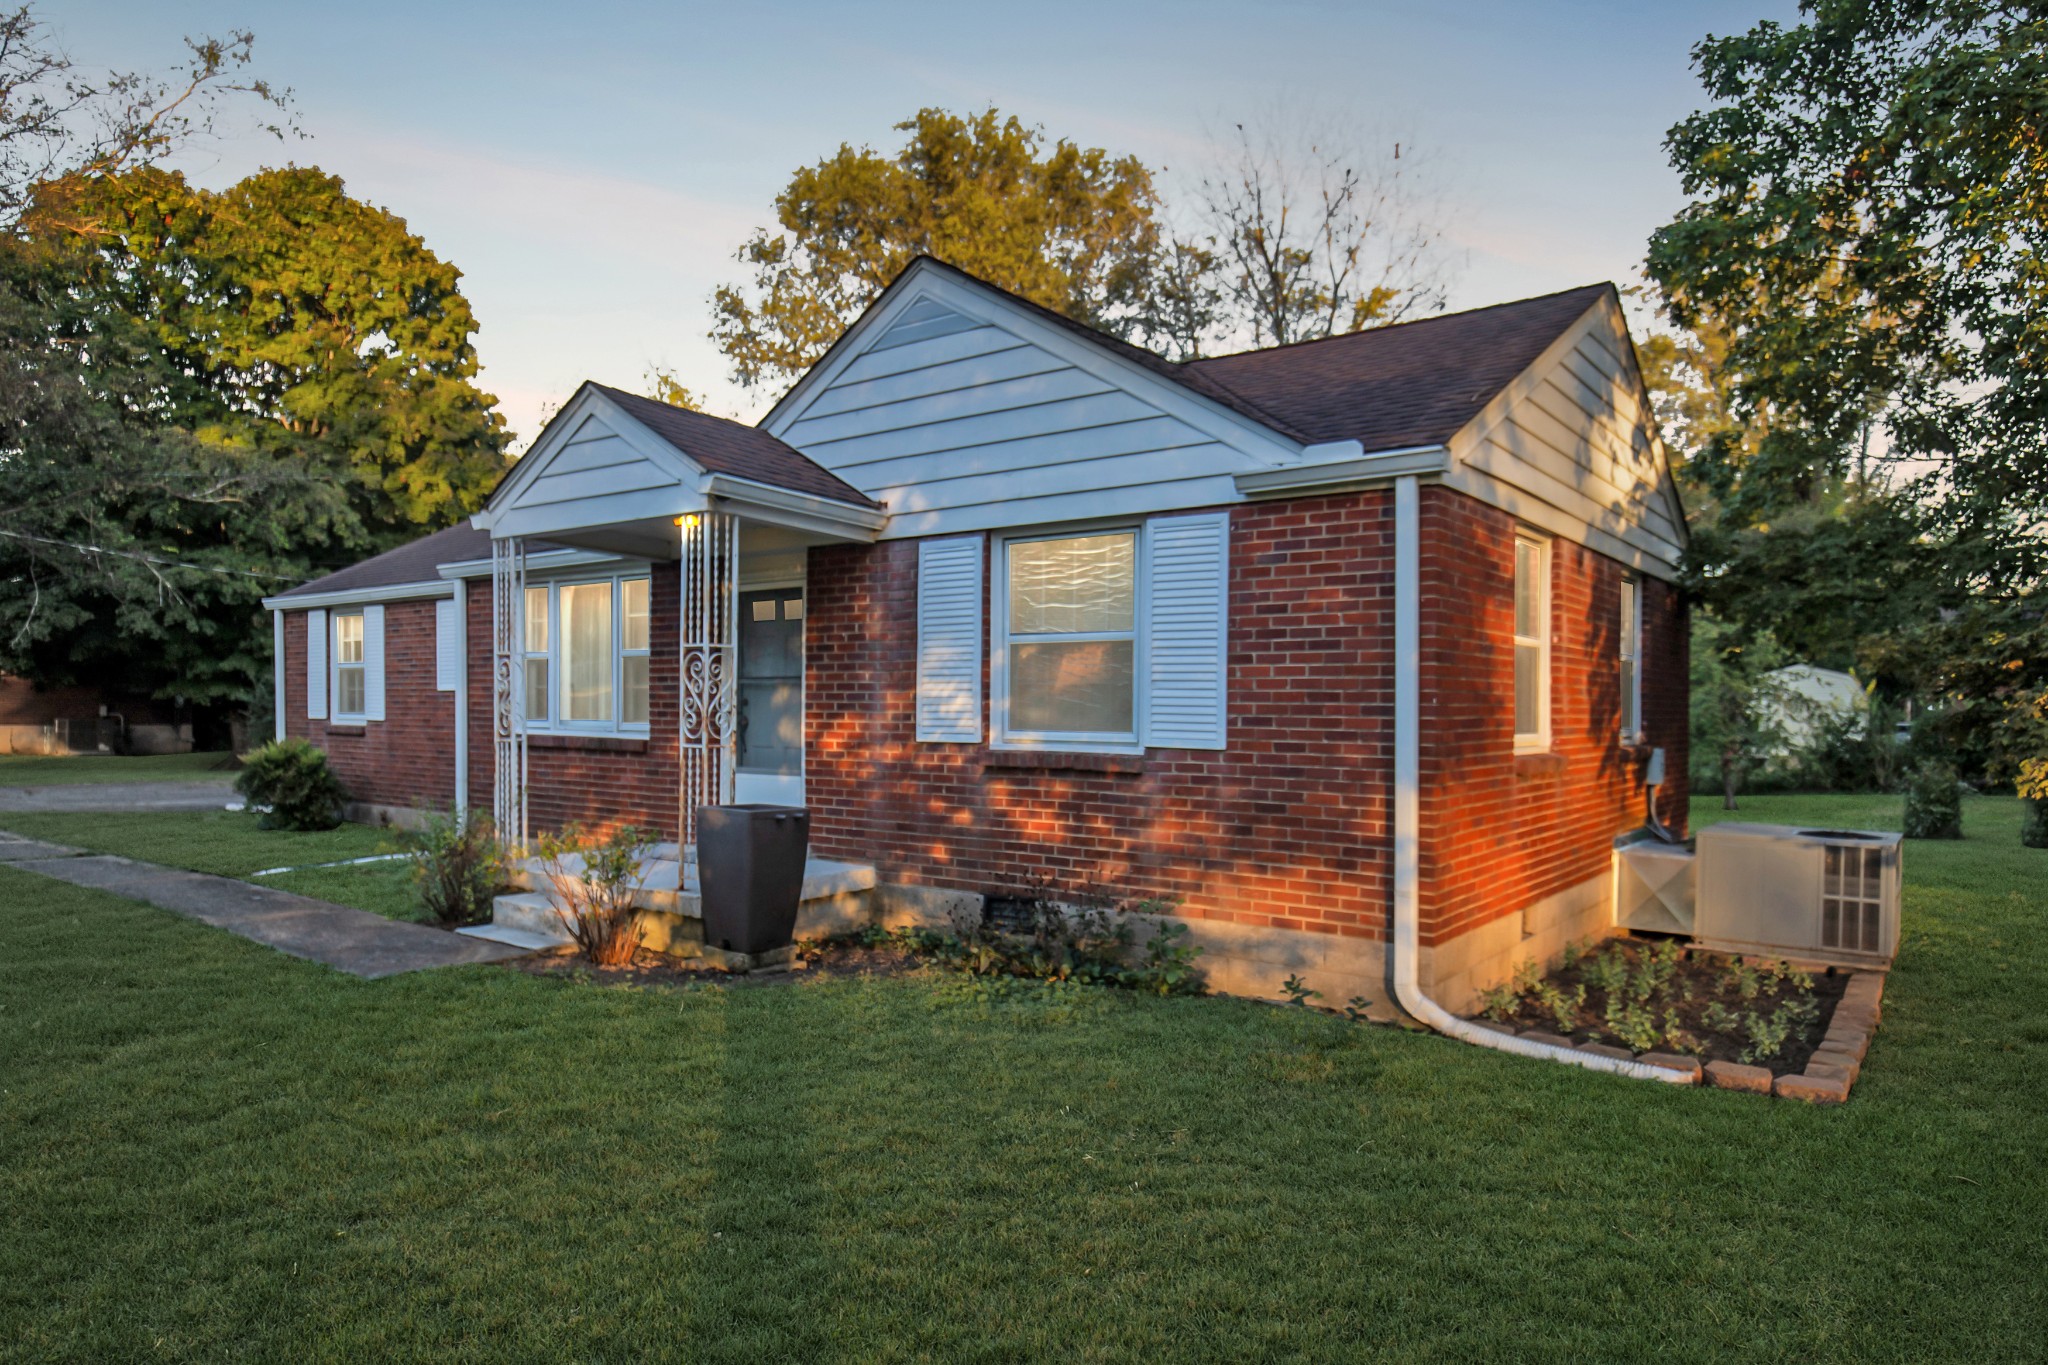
[535,824,651,966]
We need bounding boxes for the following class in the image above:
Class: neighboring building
[1760,664,1868,756]
[262,259,1689,1012]
[0,674,193,756]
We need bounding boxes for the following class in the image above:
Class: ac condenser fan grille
[1822,844,1885,953]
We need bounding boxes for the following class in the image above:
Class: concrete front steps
[456,847,878,958]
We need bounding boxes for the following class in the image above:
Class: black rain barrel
[696,804,810,955]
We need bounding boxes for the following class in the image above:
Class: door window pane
[562,581,613,722]
[524,657,550,722]
[524,587,549,651]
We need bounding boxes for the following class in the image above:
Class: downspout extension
[1388,475,1689,1085]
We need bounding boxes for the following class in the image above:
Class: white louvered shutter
[305,608,328,720]
[916,536,984,742]
[435,598,459,691]
[1141,512,1231,750]
[363,604,386,722]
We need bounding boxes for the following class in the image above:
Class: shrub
[536,823,651,966]
[938,878,1206,996]
[405,808,505,926]
[1902,760,1964,839]
[233,739,346,831]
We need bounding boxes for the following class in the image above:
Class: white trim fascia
[1235,444,1449,499]
[703,472,889,540]
[763,262,1308,468]
[263,580,456,612]
[437,548,625,581]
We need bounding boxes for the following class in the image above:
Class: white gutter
[261,580,455,612]
[1236,444,1449,500]
[1389,474,1688,1084]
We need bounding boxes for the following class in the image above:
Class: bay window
[521,572,652,732]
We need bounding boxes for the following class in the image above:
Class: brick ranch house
[264,259,1688,1019]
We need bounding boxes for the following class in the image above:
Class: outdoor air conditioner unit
[1692,823,1903,969]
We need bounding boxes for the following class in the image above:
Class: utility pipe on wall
[1388,474,1690,1085]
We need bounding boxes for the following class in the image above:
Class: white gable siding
[1446,303,1685,578]
[508,412,678,531]
[778,295,1277,538]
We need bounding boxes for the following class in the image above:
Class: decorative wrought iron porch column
[490,535,528,850]
[678,510,738,851]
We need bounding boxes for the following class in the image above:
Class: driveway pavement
[0,831,529,978]
[0,779,240,812]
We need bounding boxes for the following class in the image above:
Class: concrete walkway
[0,779,239,812]
[0,832,530,978]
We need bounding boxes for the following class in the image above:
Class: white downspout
[1389,475,1689,1084]
[453,579,469,815]
[271,609,286,742]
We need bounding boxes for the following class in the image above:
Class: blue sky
[64,0,1795,445]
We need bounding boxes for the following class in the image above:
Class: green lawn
[0,808,423,921]
[1,794,2043,1360]
[0,750,237,785]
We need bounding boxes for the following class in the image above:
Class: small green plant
[1604,994,1663,1053]
[535,823,651,966]
[1535,981,1585,1035]
[234,738,347,831]
[1281,974,1320,1007]
[1122,914,1206,997]
[1342,996,1374,1022]
[404,807,505,926]
[1902,759,1964,839]
[1477,981,1520,1023]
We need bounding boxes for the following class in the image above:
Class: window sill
[1515,752,1568,779]
[983,749,1145,775]
[324,723,367,735]
[528,733,649,754]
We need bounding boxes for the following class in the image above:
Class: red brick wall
[282,599,455,811]
[462,564,683,841]
[1416,487,1689,946]
[803,492,1398,941]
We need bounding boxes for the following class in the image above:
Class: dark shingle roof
[1180,284,1614,452]
[587,384,879,507]
[276,524,496,599]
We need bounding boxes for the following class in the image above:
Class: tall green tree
[1647,0,2048,776]
[711,107,1166,388]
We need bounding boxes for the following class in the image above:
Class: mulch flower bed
[506,939,923,989]
[1474,937,1859,1078]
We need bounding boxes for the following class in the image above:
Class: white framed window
[523,586,551,723]
[1512,533,1550,751]
[996,527,1140,749]
[522,572,653,733]
[334,612,367,719]
[1619,577,1642,739]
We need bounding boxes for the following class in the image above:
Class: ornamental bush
[1901,760,1963,840]
[406,807,506,925]
[233,739,348,831]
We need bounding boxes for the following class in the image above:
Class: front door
[733,586,804,805]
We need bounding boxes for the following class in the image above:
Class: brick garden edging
[1489,968,1885,1102]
